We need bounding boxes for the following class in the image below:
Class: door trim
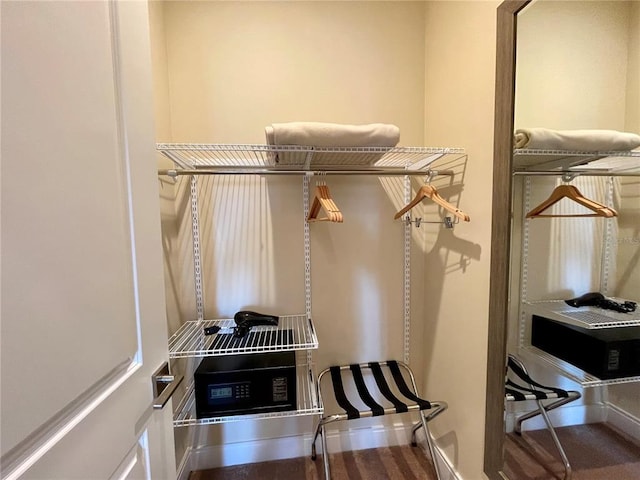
[484,1,531,479]
[1,359,141,480]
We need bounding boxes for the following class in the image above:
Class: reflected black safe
[531,314,640,379]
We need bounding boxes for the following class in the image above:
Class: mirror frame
[484,1,532,479]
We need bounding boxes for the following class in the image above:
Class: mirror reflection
[503,1,640,478]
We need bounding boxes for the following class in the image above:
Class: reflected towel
[514,128,640,151]
[265,122,400,147]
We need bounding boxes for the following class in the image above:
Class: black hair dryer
[233,310,279,338]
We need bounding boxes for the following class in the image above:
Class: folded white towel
[514,128,640,151]
[265,122,400,148]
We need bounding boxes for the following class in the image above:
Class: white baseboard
[176,402,640,480]
[606,403,640,442]
[178,422,459,480]
[176,449,191,480]
[505,403,605,433]
[504,401,640,441]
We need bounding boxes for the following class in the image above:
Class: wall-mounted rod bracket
[404,215,456,229]
[561,171,579,183]
[424,169,454,183]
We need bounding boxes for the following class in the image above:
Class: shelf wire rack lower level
[173,365,322,426]
[168,314,318,358]
[524,300,640,329]
[519,346,640,388]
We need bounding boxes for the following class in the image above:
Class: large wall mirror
[486,1,640,478]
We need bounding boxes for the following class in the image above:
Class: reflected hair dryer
[565,292,637,313]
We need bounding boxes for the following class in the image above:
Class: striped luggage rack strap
[312,359,448,480]
[505,355,572,402]
[329,361,431,419]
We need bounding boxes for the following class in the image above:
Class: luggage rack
[311,360,448,480]
[168,315,318,358]
[505,354,582,480]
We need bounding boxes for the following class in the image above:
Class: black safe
[194,351,297,418]
[531,314,640,379]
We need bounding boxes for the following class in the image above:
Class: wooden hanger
[525,184,617,218]
[307,182,343,223]
[394,184,470,222]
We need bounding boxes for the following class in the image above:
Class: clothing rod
[158,168,455,178]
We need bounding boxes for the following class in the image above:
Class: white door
[1,1,176,479]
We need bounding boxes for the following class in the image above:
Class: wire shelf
[514,148,640,173]
[518,346,640,388]
[157,143,466,173]
[524,300,640,329]
[168,315,318,358]
[172,364,322,426]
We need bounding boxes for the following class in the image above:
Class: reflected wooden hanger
[307,181,343,223]
[394,184,470,222]
[525,184,617,218]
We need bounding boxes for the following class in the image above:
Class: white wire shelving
[515,164,640,387]
[518,300,640,388]
[513,148,640,174]
[168,315,318,358]
[160,142,468,426]
[173,365,322,426]
[518,345,640,388]
[157,143,466,175]
[523,300,640,330]
[519,301,640,387]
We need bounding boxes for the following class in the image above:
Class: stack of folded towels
[265,121,400,148]
[264,121,401,166]
[514,127,640,151]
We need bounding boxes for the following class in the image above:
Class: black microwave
[194,351,297,418]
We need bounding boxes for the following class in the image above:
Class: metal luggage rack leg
[505,354,582,480]
[310,360,448,480]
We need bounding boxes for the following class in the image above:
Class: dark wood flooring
[504,423,640,480]
[189,444,437,480]
[188,423,640,480]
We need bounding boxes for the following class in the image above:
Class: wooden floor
[188,423,640,480]
[188,444,437,480]
[504,423,640,480]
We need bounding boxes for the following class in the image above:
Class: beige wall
[162,1,426,144]
[626,1,640,131]
[422,2,499,478]
[150,1,499,478]
[516,0,630,130]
